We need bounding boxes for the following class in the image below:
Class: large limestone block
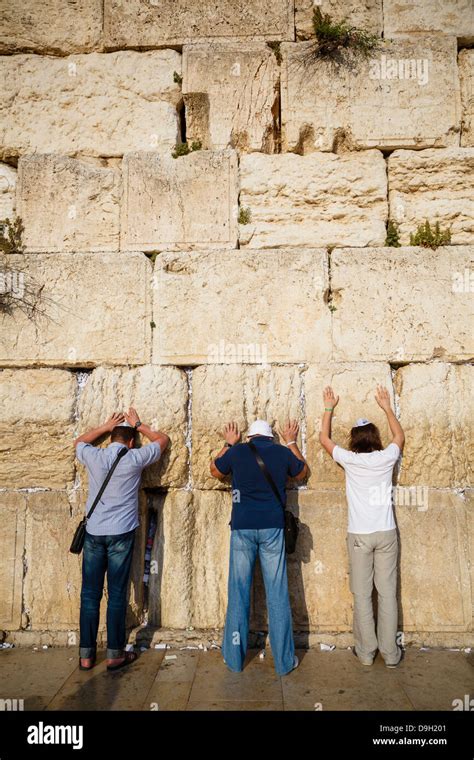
[0,0,103,54]
[0,252,152,367]
[331,247,474,362]
[295,0,382,40]
[239,151,387,248]
[460,50,474,147]
[252,490,352,631]
[281,36,460,151]
[394,364,473,488]
[152,249,330,365]
[388,149,474,245]
[0,164,16,220]
[384,0,474,43]
[17,155,120,253]
[396,492,471,631]
[182,42,279,152]
[122,151,239,251]
[104,0,295,48]
[0,492,27,629]
[0,52,181,160]
[190,491,231,628]
[192,364,303,489]
[0,369,76,488]
[77,366,189,488]
[304,363,395,488]
[23,492,83,630]
[148,491,194,629]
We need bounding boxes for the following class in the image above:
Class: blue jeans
[79,529,135,659]
[222,528,295,676]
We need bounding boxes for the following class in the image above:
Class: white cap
[247,419,274,438]
[354,418,371,428]
[114,419,134,429]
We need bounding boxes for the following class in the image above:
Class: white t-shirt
[332,443,400,534]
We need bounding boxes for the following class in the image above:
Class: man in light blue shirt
[74,408,169,672]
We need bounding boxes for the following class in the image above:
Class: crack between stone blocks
[21,543,30,631]
[296,364,308,492]
[184,368,193,491]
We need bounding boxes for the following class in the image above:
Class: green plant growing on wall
[173,71,183,85]
[409,220,451,249]
[385,220,401,247]
[238,206,252,225]
[312,8,379,59]
[0,216,25,254]
[172,140,202,158]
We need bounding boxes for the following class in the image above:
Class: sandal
[107,651,138,672]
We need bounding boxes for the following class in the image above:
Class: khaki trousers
[347,528,400,665]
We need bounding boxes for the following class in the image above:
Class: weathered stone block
[77,366,188,488]
[331,247,474,362]
[281,36,460,151]
[0,492,27,629]
[0,369,76,488]
[394,364,473,488]
[0,252,152,367]
[191,364,303,489]
[23,492,83,630]
[182,42,279,152]
[148,491,194,629]
[388,149,474,245]
[122,150,239,251]
[152,249,330,364]
[304,363,395,488]
[0,0,103,54]
[190,491,231,628]
[384,0,474,43]
[396,491,471,630]
[17,155,120,253]
[252,490,351,631]
[295,0,382,40]
[104,0,295,48]
[239,151,387,248]
[460,50,474,147]
[0,52,181,160]
[0,164,16,220]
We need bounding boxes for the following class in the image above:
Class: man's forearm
[137,423,169,450]
[320,409,333,439]
[75,423,110,446]
[384,407,404,440]
[286,441,305,462]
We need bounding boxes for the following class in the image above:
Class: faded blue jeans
[223,528,295,676]
[79,529,135,660]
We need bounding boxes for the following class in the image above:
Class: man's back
[76,441,161,535]
[215,437,304,530]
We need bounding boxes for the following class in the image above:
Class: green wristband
[324,407,334,412]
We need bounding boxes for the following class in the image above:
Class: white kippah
[354,418,371,428]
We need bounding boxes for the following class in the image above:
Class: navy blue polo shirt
[214,436,305,530]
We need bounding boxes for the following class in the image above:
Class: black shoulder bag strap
[247,440,284,507]
[86,445,129,520]
[69,445,128,554]
[246,440,299,554]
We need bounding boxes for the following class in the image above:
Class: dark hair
[111,426,135,444]
[349,423,383,453]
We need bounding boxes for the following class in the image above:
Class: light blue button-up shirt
[76,441,161,536]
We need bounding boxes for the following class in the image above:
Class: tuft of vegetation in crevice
[173,71,183,85]
[409,220,451,249]
[172,140,202,158]
[385,220,401,247]
[311,8,380,59]
[267,41,282,65]
[0,216,25,254]
[238,206,252,225]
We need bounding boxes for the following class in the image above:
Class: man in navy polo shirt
[210,419,308,675]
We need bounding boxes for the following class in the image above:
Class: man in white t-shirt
[319,385,405,668]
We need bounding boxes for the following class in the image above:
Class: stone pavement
[0,647,472,712]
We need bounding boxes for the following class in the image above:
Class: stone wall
[0,0,472,648]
